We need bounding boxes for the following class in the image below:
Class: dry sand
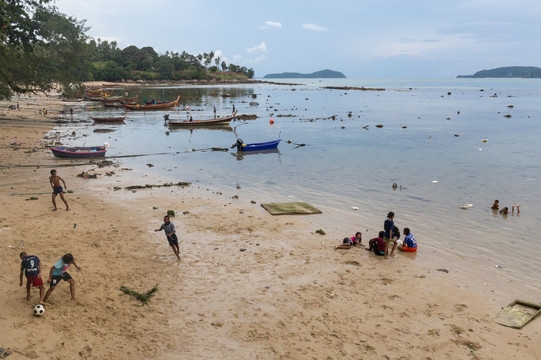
[0,93,540,359]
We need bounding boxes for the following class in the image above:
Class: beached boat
[234,139,281,152]
[100,96,138,107]
[50,146,107,158]
[91,116,126,123]
[167,114,237,127]
[125,96,180,110]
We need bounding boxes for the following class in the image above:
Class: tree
[0,1,89,99]
[221,61,227,72]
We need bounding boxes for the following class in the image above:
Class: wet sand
[0,92,540,359]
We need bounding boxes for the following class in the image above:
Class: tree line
[0,1,254,100]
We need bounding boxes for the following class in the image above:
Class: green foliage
[0,1,89,100]
[1,1,255,99]
[119,284,158,306]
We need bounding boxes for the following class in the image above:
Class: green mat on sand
[494,299,541,329]
[261,202,322,215]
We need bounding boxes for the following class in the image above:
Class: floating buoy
[432,180,438,183]
[352,206,359,210]
[481,139,488,143]
[269,118,274,123]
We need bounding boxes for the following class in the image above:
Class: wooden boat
[50,146,107,158]
[91,116,126,123]
[235,139,281,152]
[125,96,180,110]
[100,96,138,106]
[167,114,237,127]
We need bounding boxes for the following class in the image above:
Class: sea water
[56,78,541,299]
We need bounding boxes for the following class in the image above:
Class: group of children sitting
[334,226,417,256]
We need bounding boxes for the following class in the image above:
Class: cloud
[302,23,328,32]
[260,21,282,29]
[246,42,267,53]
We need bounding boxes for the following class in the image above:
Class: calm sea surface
[55,78,541,298]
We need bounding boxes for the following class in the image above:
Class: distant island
[264,69,346,79]
[457,66,541,78]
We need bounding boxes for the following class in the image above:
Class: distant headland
[457,66,541,78]
[264,69,346,79]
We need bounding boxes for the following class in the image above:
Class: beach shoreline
[1,92,540,359]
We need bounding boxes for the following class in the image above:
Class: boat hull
[91,116,126,123]
[168,115,236,127]
[50,146,107,158]
[125,96,180,110]
[240,139,281,152]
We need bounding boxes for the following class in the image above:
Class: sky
[55,0,541,78]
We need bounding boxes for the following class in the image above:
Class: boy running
[19,252,46,305]
[43,253,81,303]
[49,169,69,211]
[155,215,181,261]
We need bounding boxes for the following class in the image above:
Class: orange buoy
[269,118,274,123]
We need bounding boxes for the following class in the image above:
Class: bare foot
[40,301,49,306]
[52,208,57,211]
[177,257,181,262]
[71,297,77,301]
[66,207,70,211]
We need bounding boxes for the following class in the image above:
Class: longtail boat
[125,96,180,110]
[50,145,107,158]
[91,116,126,123]
[167,113,237,127]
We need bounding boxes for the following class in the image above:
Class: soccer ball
[33,304,45,316]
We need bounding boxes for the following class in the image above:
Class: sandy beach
[1,92,540,359]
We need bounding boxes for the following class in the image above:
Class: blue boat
[50,146,107,158]
[236,139,281,152]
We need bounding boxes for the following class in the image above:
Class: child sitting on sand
[334,232,362,250]
[398,228,417,252]
[365,231,386,256]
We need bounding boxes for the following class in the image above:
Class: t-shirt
[404,233,417,248]
[52,258,70,276]
[384,219,394,238]
[159,222,175,236]
[372,237,386,254]
[350,236,361,245]
[21,255,40,277]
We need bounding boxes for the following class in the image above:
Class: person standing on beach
[155,215,181,261]
[49,169,69,211]
[19,252,46,305]
[43,253,81,303]
[383,212,397,258]
[213,106,216,118]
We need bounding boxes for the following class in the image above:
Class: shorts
[401,246,417,252]
[53,186,64,195]
[373,247,385,256]
[343,238,353,245]
[27,276,43,287]
[50,272,72,287]
[384,236,397,243]
[167,234,179,247]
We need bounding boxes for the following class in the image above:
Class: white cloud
[246,42,267,53]
[302,23,328,32]
[260,21,282,29]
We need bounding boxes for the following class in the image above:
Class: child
[365,231,386,256]
[398,228,417,252]
[43,253,81,303]
[19,252,46,305]
[155,215,181,261]
[491,200,499,210]
[383,212,398,258]
[334,232,362,250]
[49,169,69,211]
